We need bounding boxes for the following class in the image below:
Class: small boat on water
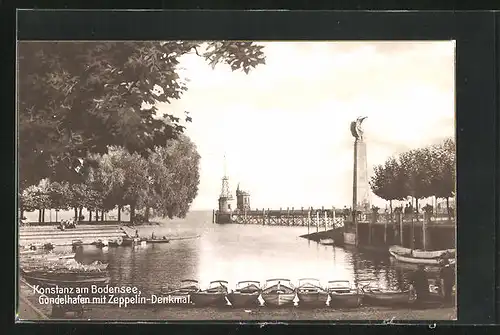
[91,239,108,249]
[389,245,455,265]
[226,281,261,307]
[121,237,140,246]
[296,278,329,307]
[326,280,361,308]
[146,237,170,244]
[160,279,200,305]
[261,278,296,307]
[21,268,111,286]
[319,238,335,246]
[108,237,123,247]
[361,285,416,306]
[190,280,229,307]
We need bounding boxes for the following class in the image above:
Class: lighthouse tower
[218,156,233,213]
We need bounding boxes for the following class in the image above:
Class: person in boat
[151,231,156,240]
[439,257,455,304]
[135,229,139,238]
[410,265,429,305]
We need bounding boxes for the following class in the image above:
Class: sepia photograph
[17,40,456,321]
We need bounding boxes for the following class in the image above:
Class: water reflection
[73,211,420,293]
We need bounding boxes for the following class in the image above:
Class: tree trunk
[42,209,45,222]
[446,197,451,221]
[88,209,92,222]
[74,207,78,221]
[38,209,42,223]
[78,207,83,221]
[95,210,99,222]
[117,205,122,222]
[130,204,136,225]
[145,206,150,222]
[415,198,419,221]
[101,210,105,221]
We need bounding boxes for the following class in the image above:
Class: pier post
[212,210,215,224]
[287,207,290,226]
[262,208,266,225]
[324,210,328,231]
[316,210,319,233]
[307,208,311,234]
[396,210,403,246]
[332,207,336,227]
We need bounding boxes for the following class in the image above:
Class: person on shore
[135,229,139,238]
[151,231,155,240]
[410,265,429,306]
[439,257,455,304]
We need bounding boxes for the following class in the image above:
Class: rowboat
[389,245,456,259]
[296,278,329,307]
[21,268,111,286]
[326,280,361,308]
[260,278,296,307]
[361,285,416,306]
[20,268,110,318]
[226,280,261,307]
[91,239,108,248]
[121,237,140,246]
[190,280,229,307]
[389,245,455,265]
[319,238,335,246]
[146,237,170,244]
[160,279,200,305]
[108,237,123,247]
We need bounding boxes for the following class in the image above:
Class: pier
[213,207,345,229]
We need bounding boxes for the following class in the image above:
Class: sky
[157,41,455,211]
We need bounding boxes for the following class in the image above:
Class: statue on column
[350,116,368,140]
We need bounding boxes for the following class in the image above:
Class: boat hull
[296,292,329,307]
[328,293,362,308]
[389,251,442,265]
[226,292,260,307]
[146,239,170,244]
[362,291,415,306]
[261,293,295,307]
[389,246,455,259]
[190,292,227,307]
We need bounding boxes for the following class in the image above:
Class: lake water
[75,211,420,294]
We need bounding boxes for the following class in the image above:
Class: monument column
[349,116,371,247]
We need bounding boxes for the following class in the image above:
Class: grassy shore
[18,280,456,321]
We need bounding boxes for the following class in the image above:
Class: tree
[431,139,456,219]
[21,179,51,223]
[147,135,201,220]
[18,41,266,187]
[370,157,407,217]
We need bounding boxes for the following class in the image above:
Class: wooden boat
[389,245,455,259]
[121,237,140,246]
[146,237,170,244]
[261,278,296,307]
[389,245,455,265]
[296,278,329,307]
[361,285,416,306]
[21,268,110,286]
[226,280,261,307]
[190,280,229,307]
[108,237,123,247]
[91,239,108,248]
[160,279,200,305]
[326,280,361,308]
[319,238,335,246]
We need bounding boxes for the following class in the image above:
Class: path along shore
[17,279,456,321]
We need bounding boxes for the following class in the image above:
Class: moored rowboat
[361,285,416,306]
[296,278,328,307]
[389,246,456,265]
[226,280,261,307]
[190,280,229,307]
[319,238,335,246]
[160,279,200,305]
[261,278,296,307]
[326,280,361,308]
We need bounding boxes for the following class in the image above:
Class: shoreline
[18,280,456,321]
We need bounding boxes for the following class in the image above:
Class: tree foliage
[18,41,265,187]
[370,139,456,212]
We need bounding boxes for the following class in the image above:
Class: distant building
[236,183,251,211]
